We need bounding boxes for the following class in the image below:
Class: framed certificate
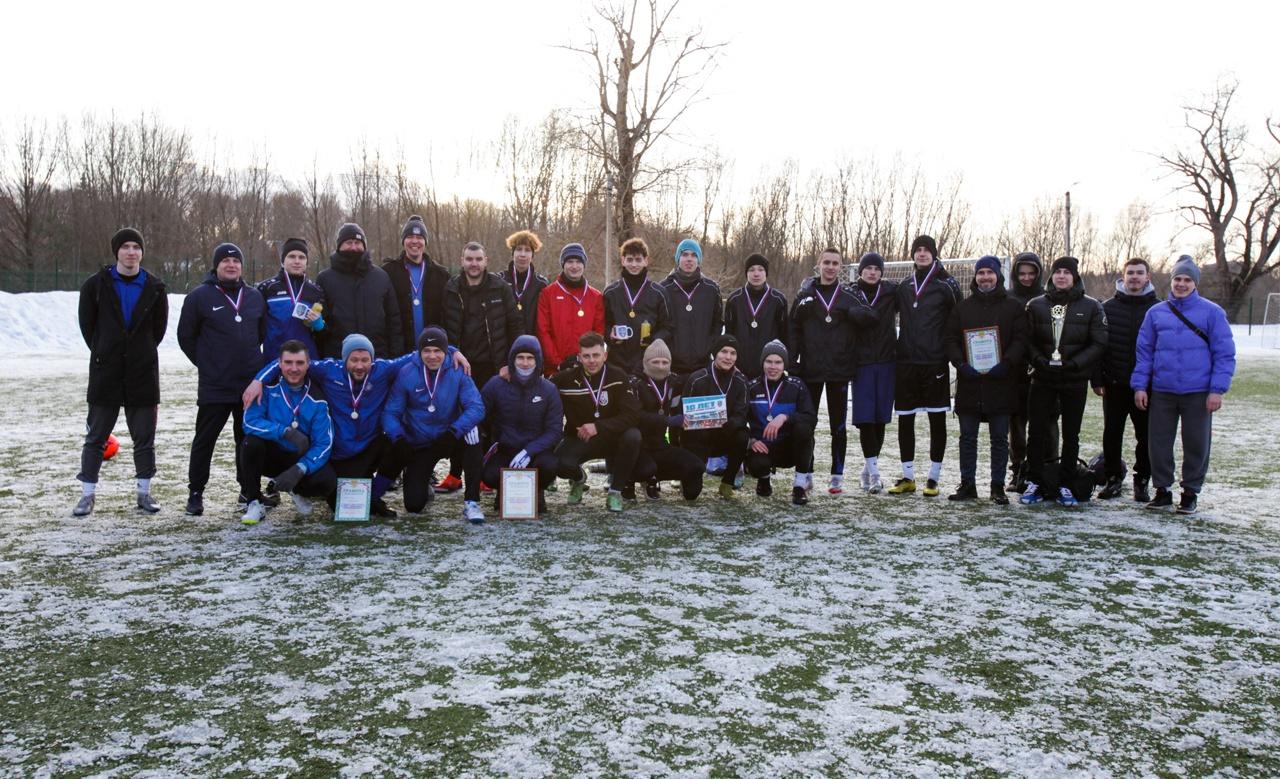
[964,327,1001,373]
[682,394,728,430]
[500,468,539,520]
[334,478,372,522]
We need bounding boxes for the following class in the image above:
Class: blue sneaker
[1056,487,1078,507]
[1019,482,1043,505]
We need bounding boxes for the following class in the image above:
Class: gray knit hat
[761,339,788,368]
[1171,254,1200,284]
[342,333,374,362]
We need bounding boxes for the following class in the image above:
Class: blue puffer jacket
[243,380,333,473]
[1131,290,1235,395]
[256,350,418,460]
[480,335,564,457]
[383,354,485,446]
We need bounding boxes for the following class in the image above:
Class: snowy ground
[2,291,1279,777]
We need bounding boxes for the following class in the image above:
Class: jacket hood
[508,334,544,385]
[330,249,372,275]
[1114,278,1157,300]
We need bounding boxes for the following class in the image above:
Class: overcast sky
[7,0,1279,253]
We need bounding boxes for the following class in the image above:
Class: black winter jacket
[789,279,857,382]
[177,273,267,404]
[1025,279,1108,386]
[382,253,451,356]
[896,261,962,364]
[1093,280,1158,388]
[724,284,789,379]
[683,365,750,435]
[501,263,550,337]
[79,266,168,407]
[943,282,1028,416]
[659,271,724,374]
[604,272,672,376]
[849,279,899,366]
[552,363,639,436]
[444,272,522,377]
[630,371,687,449]
[317,251,403,359]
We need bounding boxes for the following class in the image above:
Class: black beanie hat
[857,252,886,273]
[280,237,309,262]
[402,215,428,243]
[111,227,144,258]
[1050,256,1080,283]
[708,333,740,359]
[211,242,243,270]
[744,253,769,275]
[417,326,448,352]
[910,235,939,261]
[336,223,366,251]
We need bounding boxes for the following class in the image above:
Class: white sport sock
[137,478,151,495]
[82,481,97,496]
[902,461,914,480]
[929,461,943,481]
[795,473,812,489]
[866,456,879,475]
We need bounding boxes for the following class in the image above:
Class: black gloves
[283,427,310,452]
[274,465,304,493]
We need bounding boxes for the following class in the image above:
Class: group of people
[72,219,1237,523]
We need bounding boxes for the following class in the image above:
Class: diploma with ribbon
[682,394,728,430]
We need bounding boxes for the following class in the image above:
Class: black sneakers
[1098,475,1125,499]
[644,480,661,501]
[1145,487,1173,510]
[791,486,808,506]
[756,478,773,498]
[990,484,1010,505]
[1176,491,1198,515]
[1132,476,1151,503]
[370,497,398,518]
[948,482,978,501]
[185,490,204,516]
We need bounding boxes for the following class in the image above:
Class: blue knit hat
[1171,254,1200,284]
[211,242,243,270]
[342,333,374,362]
[560,242,588,267]
[857,252,886,273]
[975,255,1002,280]
[675,238,702,265]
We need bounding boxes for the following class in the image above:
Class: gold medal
[629,310,636,319]
[517,302,523,311]
[577,309,585,317]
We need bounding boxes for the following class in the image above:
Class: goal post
[844,257,1012,291]
[1262,292,1280,349]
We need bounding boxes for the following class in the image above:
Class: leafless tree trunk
[0,119,63,276]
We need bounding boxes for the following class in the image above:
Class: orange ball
[102,434,120,460]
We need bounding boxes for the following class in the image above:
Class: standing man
[890,235,962,497]
[1008,251,1054,490]
[177,242,268,516]
[444,241,522,390]
[552,332,644,512]
[724,253,789,380]
[1020,257,1108,506]
[1092,257,1158,501]
[629,339,706,501]
[682,335,751,500]
[943,256,1027,504]
[382,215,450,356]
[661,238,723,376]
[501,230,549,338]
[258,237,325,359]
[848,252,898,494]
[239,341,337,525]
[789,248,856,493]
[317,222,403,359]
[604,237,671,376]
[537,243,606,375]
[1132,256,1235,514]
[744,340,815,506]
[73,227,169,517]
[480,336,564,514]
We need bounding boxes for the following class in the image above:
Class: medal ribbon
[512,267,533,305]
[348,374,369,414]
[646,376,669,406]
[284,273,304,305]
[710,366,730,396]
[857,282,882,308]
[763,377,783,418]
[219,286,244,316]
[911,262,939,307]
[624,277,650,310]
[421,364,441,408]
[556,279,586,311]
[747,284,771,320]
[281,381,308,423]
[584,368,607,415]
[813,284,839,318]
[405,260,424,301]
[675,280,698,310]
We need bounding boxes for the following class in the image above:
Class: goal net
[1263,292,1280,349]
[844,257,1013,290]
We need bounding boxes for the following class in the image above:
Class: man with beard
[537,243,606,375]
[1020,257,1108,507]
[382,215,450,355]
[1092,257,1159,501]
[629,339,705,501]
[682,335,751,500]
[73,227,169,517]
[660,239,723,376]
[480,336,564,514]
[943,256,1028,504]
[744,340,815,506]
[848,252,898,494]
[604,237,671,376]
[724,253,789,380]
[789,248,856,494]
[501,230,549,337]
[177,242,268,516]
[444,242,522,389]
[889,235,962,497]
[317,223,402,359]
[258,237,325,359]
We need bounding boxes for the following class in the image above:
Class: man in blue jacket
[1132,256,1236,515]
[257,237,325,359]
[744,340,815,506]
[177,242,267,516]
[383,327,487,522]
[239,340,337,525]
[480,336,564,514]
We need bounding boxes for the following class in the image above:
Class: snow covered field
[2,291,1279,776]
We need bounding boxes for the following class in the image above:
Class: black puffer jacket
[382,253,451,356]
[1009,252,1044,387]
[789,279,857,382]
[849,279,898,365]
[79,266,168,406]
[317,251,403,359]
[1093,279,1158,388]
[943,281,1028,416]
[896,261,962,364]
[443,272,521,377]
[1025,279,1108,386]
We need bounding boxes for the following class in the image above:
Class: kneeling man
[481,336,564,514]
[745,340,815,505]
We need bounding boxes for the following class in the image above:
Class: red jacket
[537,277,606,374]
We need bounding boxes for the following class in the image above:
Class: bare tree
[1159,79,1280,320]
[565,0,726,239]
[0,119,63,275]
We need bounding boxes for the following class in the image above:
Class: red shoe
[480,481,495,494]
[434,474,463,493]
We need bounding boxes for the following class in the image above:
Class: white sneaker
[463,500,485,525]
[291,493,312,516]
[867,475,884,494]
[241,500,267,525]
